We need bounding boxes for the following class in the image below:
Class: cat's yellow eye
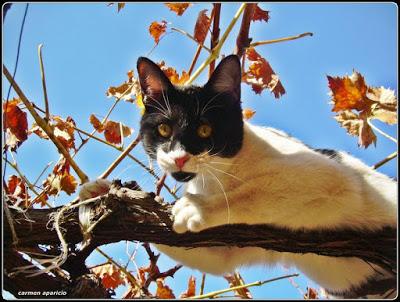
[197,124,212,138]
[158,123,172,138]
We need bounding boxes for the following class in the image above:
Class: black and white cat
[80,55,397,298]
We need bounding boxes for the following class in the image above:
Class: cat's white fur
[153,122,397,296]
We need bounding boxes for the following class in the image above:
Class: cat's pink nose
[175,155,190,169]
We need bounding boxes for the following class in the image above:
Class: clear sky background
[3,2,397,299]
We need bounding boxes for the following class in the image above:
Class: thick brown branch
[234,3,256,58]
[5,182,396,278]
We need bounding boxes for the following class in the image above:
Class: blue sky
[3,2,397,299]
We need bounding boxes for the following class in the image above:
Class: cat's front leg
[172,193,217,233]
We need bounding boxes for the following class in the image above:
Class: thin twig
[171,27,211,53]
[209,3,221,77]
[249,32,313,48]
[200,273,206,295]
[32,161,53,187]
[99,134,141,179]
[3,65,89,184]
[73,126,123,151]
[367,119,397,144]
[372,151,398,170]
[38,44,50,121]
[188,45,202,76]
[234,3,256,58]
[189,273,300,299]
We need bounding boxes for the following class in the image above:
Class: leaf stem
[372,151,398,170]
[250,32,313,48]
[171,27,211,53]
[367,119,397,144]
[38,44,50,121]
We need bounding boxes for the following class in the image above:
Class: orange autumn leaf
[327,71,370,112]
[149,20,168,44]
[29,123,49,139]
[89,114,105,132]
[252,4,270,22]
[242,108,256,120]
[103,120,133,145]
[3,98,28,151]
[5,175,30,207]
[92,263,126,290]
[194,9,211,45]
[156,279,175,299]
[224,272,253,299]
[106,70,141,103]
[51,116,76,151]
[43,157,78,195]
[165,3,191,16]
[304,287,319,299]
[180,276,196,298]
[157,61,189,85]
[243,47,285,98]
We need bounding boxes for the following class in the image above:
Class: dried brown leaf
[243,47,285,98]
[92,263,126,289]
[3,98,28,151]
[242,108,256,120]
[194,9,211,45]
[156,279,175,299]
[157,61,189,85]
[43,157,78,196]
[252,4,270,22]
[149,20,168,44]
[165,3,191,16]
[103,120,133,145]
[367,86,397,124]
[5,175,30,207]
[180,276,196,298]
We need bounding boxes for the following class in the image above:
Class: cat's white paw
[79,179,111,200]
[172,195,207,233]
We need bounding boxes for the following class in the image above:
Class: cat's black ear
[137,57,173,100]
[205,55,241,101]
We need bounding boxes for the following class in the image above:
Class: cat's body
[154,122,397,298]
[80,55,397,298]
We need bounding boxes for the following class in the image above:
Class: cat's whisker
[146,94,170,118]
[206,168,230,225]
[209,161,240,166]
[160,85,172,116]
[204,163,244,183]
[201,91,225,116]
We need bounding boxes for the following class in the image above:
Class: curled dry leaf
[149,20,168,44]
[180,276,196,298]
[157,61,189,85]
[165,3,191,16]
[43,157,78,196]
[92,263,126,290]
[156,279,175,299]
[224,272,253,299]
[51,116,76,151]
[242,108,256,120]
[194,9,211,45]
[89,114,133,145]
[106,70,141,103]
[252,4,270,22]
[327,70,397,148]
[3,98,28,151]
[4,175,30,208]
[304,287,319,299]
[243,47,285,98]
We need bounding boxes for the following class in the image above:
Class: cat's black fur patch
[171,171,196,182]
[137,56,244,181]
[314,148,342,162]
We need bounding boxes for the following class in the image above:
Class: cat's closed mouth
[171,171,196,182]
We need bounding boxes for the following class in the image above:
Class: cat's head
[137,55,243,182]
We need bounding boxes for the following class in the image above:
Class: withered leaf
[149,20,168,44]
[3,98,28,151]
[5,175,30,207]
[117,2,125,12]
[243,47,285,98]
[242,108,256,120]
[157,61,189,85]
[252,4,270,22]
[156,279,175,299]
[165,3,191,16]
[43,157,78,196]
[89,114,105,132]
[106,70,141,102]
[194,9,211,45]
[304,287,319,299]
[327,71,370,112]
[29,123,49,139]
[180,276,196,298]
[51,116,76,151]
[103,120,133,145]
[367,86,397,124]
[224,272,253,299]
[92,263,126,290]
